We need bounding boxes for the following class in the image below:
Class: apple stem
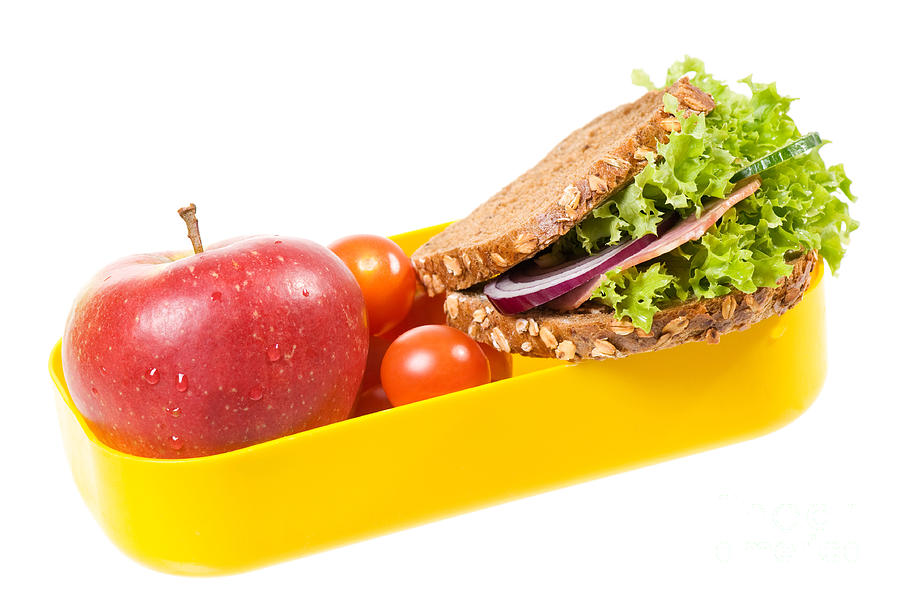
[177,204,204,254]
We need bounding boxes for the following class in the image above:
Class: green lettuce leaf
[631,68,657,91]
[557,57,856,332]
[590,263,675,333]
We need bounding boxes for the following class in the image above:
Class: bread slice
[411,77,715,296]
[443,251,817,361]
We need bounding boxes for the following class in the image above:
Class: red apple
[62,211,368,458]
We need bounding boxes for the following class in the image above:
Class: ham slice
[548,176,761,311]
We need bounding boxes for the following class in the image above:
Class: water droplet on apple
[302,288,310,297]
[211,291,222,302]
[166,406,181,418]
[170,435,184,451]
[249,386,264,401]
[100,366,109,376]
[176,373,188,392]
[91,387,99,397]
[266,344,282,362]
[144,368,160,385]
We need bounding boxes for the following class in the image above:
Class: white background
[1,1,897,595]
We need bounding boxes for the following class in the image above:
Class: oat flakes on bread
[410,77,715,296]
[444,251,817,361]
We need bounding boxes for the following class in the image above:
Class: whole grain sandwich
[412,58,856,361]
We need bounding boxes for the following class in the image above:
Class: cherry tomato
[350,385,393,417]
[479,342,513,382]
[381,325,490,406]
[379,289,447,344]
[329,235,416,336]
[359,335,391,393]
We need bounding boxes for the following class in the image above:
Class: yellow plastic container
[50,223,827,576]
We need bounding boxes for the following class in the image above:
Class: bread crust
[443,252,817,361]
[412,78,715,296]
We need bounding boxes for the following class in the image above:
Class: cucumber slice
[730,133,823,182]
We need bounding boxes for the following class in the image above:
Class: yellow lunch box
[49,222,827,575]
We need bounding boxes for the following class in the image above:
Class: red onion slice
[484,177,761,315]
[483,215,678,314]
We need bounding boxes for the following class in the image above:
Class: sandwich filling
[486,57,857,331]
